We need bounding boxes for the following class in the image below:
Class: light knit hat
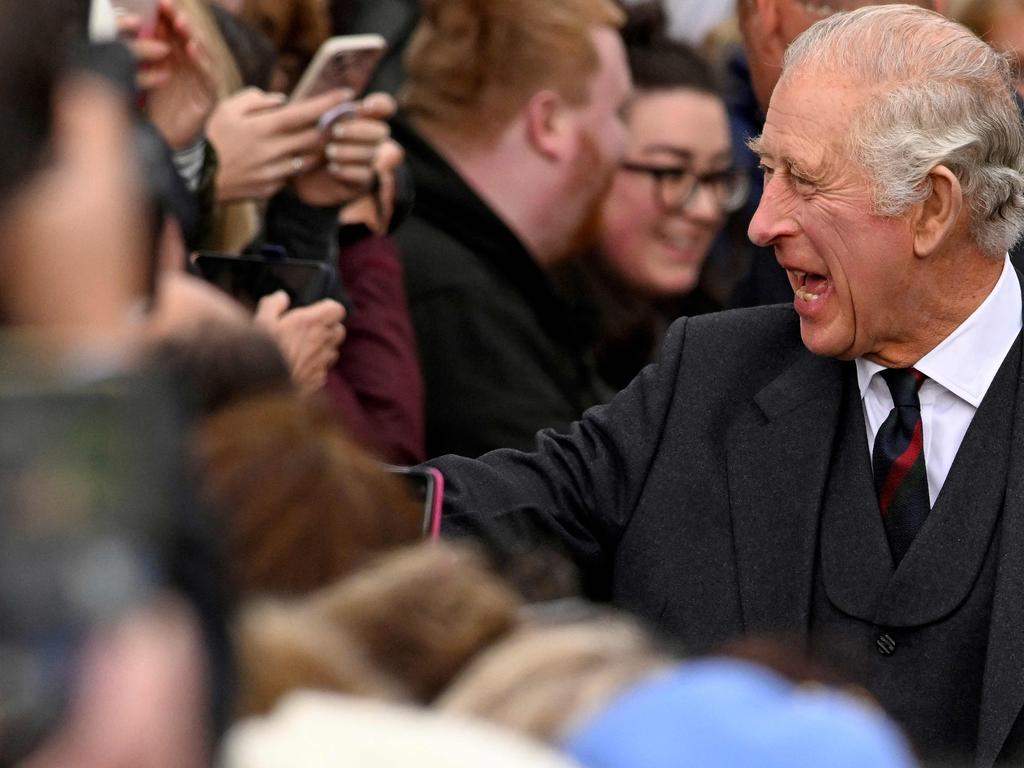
[221,690,581,768]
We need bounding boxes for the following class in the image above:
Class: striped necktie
[872,368,929,565]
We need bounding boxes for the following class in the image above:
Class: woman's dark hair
[211,4,277,90]
[148,322,294,419]
[621,1,720,97]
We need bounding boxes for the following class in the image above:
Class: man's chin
[798,320,856,360]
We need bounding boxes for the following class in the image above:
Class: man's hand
[291,92,397,208]
[254,291,346,394]
[207,88,349,202]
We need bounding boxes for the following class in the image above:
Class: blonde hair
[308,543,523,701]
[175,0,261,252]
[235,599,404,717]
[234,542,524,716]
[438,613,671,742]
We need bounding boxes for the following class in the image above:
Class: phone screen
[386,466,444,538]
[191,253,337,311]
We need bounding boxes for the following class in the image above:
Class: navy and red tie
[872,368,930,565]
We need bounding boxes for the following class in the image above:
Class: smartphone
[291,34,387,103]
[190,251,339,311]
[0,363,177,763]
[386,465,444,539]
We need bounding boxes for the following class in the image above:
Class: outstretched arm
[432,317,691,599]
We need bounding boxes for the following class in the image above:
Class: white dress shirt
[856,255,1022,505]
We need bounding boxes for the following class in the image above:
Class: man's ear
[525,90,570,162]
[912,165,963,257]
[748,0,786,62]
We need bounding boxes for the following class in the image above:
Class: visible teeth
[792,270,807,281]
[796,287,823,301]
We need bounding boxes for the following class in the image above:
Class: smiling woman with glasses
[617,162,750,215]
[555,10,743,391]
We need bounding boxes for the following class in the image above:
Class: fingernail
[332,124,347,140]
[325,144,338,160]
[328,162,342,175]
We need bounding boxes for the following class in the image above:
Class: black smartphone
[0,362,177,763]
[190,251,339,311]
[385,465,444,538]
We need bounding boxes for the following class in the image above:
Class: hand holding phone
[292,92,397,209]
[190,251,340,310]
[207,87,349,203]
[254,291,347,395]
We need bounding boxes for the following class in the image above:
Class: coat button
[876,632,896,656]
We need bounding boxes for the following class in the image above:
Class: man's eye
[790,174,816,194]
[757,163,774,180]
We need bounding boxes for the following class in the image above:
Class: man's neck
[865,248,1005,367]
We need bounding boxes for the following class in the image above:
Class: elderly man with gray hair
[730,0,950,307]
[430,6,1024,765]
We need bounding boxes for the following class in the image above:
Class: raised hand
[254,291,347,394]
[142,0,218,150]
[291,91,397,209]
[207,87,349,202]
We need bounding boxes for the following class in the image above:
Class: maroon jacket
[325,232,425,464]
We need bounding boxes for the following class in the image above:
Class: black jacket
[392,117,608,458]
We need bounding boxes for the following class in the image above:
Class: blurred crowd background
[0,0,1016,765]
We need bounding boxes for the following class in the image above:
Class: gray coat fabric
[436,303,1024,766]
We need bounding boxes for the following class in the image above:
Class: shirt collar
[856,255,1022,406]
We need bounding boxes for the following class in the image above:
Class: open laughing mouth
[790,270,830,302]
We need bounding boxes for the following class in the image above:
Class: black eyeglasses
[619,162,751,214]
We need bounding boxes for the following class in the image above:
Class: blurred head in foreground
[234,542,523,716]
[565,658,917,768]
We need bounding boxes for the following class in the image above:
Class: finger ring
[291,156,304,175]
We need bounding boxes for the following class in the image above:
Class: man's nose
[748,178,797,246]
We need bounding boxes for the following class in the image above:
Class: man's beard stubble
[560,128,617,263]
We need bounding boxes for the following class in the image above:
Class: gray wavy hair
[782,4,1024,255]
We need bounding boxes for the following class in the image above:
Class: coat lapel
[978,332,1024,767]
[726,350,844,637]
[818,372,895,620]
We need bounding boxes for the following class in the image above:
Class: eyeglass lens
[658,170,749,213]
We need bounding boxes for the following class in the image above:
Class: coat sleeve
[324,234,425,464]
[431,315,692,599]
